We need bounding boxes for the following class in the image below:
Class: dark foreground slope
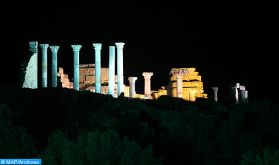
[1,87,279,165]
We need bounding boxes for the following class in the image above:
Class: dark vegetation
[1,87,279,164]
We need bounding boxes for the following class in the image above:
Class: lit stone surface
[231,86,239,104]
[71,45,82,90]
[212,87,218,102]
[50,46,60,87]
[108,46,116,96]
[128,77,137,98]
[93,43,102,93]
[115,42,125,96]
[23,41,38,89]
[153,68,207,101]
[40,44,49,88]
[142,72,153,99]
[176,74,184,98]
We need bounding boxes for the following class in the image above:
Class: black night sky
[0,1,277,101]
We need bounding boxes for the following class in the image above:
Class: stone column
[108,46,116,96]
[244,90,248,103]
[40,44,49,88]
[93,43,102,93]
[128,77,137,98]
[212,87,218,102]
[50,46,60,87]
[71,45,82,90]
[115,42,125,96]
[176,74,183,98]
[231,86,239,104]
[142,72,153,99]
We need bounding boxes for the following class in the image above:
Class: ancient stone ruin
[152,68,207,101]
[22,41,248,103]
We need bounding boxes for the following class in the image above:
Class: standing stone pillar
[239,86,248,103]
[22,41,38,89]
[108,46,116,96]
[176,74,183,98]
[142,72,153,99]
[93,43,102,93]
[71,45,82,90]
[50,46,60,87]
[115,42,125,96]
[244,90,248,103]
[230,86,239,104]
[212,87,218,102]
[128,77,137,98]
[40,44,49,88]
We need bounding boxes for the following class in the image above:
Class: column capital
[128,76,138,82]
[71,45,82,52]
[142,72,153,79]
[49,45,60,53]
[115,42,125,49]
[40,44,49,49]
[212,87,218,90]
[93,43,102,50]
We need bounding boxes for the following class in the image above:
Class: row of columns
[211,83,248,103]
[38,42,125,97]
[128,72,154,98]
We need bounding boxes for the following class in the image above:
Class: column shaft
[108,46,115,96]
[116,42,125,96]
[142,72,153,99]
[212,87,218,102]
[50,46,59,87]
[40,44,49,88]
[176,75,183,98]
[71,45,82,90]
[128,77,137,98]
[93,43,102,93]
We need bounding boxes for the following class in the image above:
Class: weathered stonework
[152,68,207,101]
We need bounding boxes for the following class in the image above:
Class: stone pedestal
[40,44,49,88]
[50,46,60,87]
[108,46,116,96]
[115,42,125,96]
[71,45,82,90]
[212,87,218,102]
[142,72,153,99]
[128,77,137,98]
[93,43,102,93]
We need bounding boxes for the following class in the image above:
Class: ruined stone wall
[79,64,111,93]
[152,68,207,101]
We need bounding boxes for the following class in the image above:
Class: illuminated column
[244,90,248,103]
[176,74,183,98]
[50,46,60,87]
[93,43,102,93]
[239,86,248,103]
[71,45,82,90]
[108,46,116,96]
[212,87,218,102]
[128,77,137,98]
[142,72,153,99]
[231,86,239,104]
[40,44,49,88]
[115,42,125,96]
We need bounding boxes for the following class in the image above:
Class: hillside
[1,87,279,165]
